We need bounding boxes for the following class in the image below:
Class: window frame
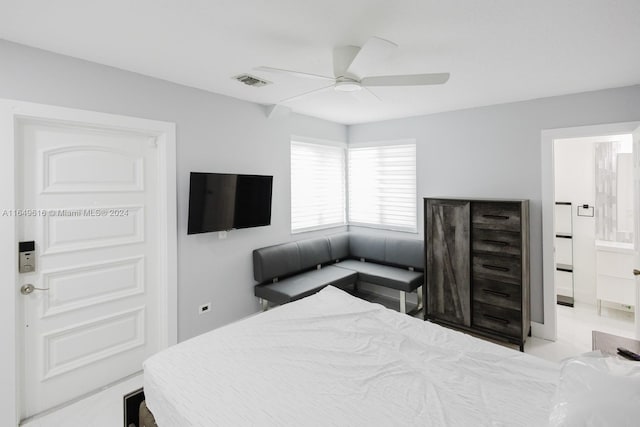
[347,139,418,234]
[290,136,347,234]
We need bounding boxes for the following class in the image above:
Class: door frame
[540,121,640,341]
[0,99,178,426]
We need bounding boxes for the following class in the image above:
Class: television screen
[187,172,273,234]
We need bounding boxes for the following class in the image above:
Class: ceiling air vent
[233,74,271,87]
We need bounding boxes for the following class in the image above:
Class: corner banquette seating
[253,232,424,313]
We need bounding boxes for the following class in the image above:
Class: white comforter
[144,286,558,426]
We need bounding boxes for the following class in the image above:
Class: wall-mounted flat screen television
[187,172,273,234]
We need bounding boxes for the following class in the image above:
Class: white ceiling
[1,0,639,124]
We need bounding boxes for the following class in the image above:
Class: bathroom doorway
[552,134,635,350]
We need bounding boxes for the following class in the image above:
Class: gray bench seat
[254,265,357,305]
[333,259,423,292]
[253,232,424,313]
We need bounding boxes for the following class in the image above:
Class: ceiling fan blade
[332,46,361,78]
[277,84,335,104]
[255,66,334,82]
[361,73,450,87]
[361,86,382,102]
[345,36,397,79]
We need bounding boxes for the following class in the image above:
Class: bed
[143,286,559,426]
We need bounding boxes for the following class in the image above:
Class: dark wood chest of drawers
[424,198,530,351]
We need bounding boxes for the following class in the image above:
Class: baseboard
[530,321,553,340]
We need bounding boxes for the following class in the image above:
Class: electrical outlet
[199,302,211,314]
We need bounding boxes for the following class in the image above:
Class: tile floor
[526,302,635,362]
[19,297,636,426]
[21,374,143,427]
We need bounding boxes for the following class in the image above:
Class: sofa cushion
[297,237,331,270]
[385,237,424,270]
[348,234,385,263]
[334,259,423,292]
[327,233,350,261]
[253,242,301,283]
[254,265,357,304]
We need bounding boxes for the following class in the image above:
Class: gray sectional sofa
[253,232,424,313]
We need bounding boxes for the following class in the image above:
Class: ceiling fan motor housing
[334,80,362,92]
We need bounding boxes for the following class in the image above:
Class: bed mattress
[144,286,558,426]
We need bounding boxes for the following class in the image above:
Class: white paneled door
[17,118,161,419]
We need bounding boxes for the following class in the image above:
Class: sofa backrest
[327,233,349,261]
[253,242,301,283]
[253,232,424,283]
[297,237,331,271]
[349,233,424,271]
[253,237,333,283]
[384,236,424,270]
[348,234,386,263]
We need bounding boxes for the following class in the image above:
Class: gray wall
[0,39,347,340]
[349,85,640,323]
[3,37,640,328]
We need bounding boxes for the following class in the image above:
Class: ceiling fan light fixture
[258,36,449,105]
[334,81,362,92]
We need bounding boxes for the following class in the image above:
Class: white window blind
[348,143,417,232]
[291,140,346,233]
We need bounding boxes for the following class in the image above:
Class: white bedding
[144,286,559,426]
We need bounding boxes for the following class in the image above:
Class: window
[290,140,346,233]
[290,138,417,234]
[594,135,633,243]
[348,142,417,232]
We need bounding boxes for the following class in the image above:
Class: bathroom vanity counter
[595,240,637,314]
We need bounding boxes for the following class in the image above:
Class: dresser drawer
[472,229,521,257]
[473,254,521,283]
[473,301,522,338]
[472,202,521,232]
[473,278,521,311]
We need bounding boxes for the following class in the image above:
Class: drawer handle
[482,214,510,220]
[482,264,509,272]
[481,239,509,246]
[482,289,510,298]
[483,314,509,324]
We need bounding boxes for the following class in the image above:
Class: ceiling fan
[255,36,450,104]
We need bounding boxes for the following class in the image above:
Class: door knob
[20,284,48,295]
[634,269,640,276]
